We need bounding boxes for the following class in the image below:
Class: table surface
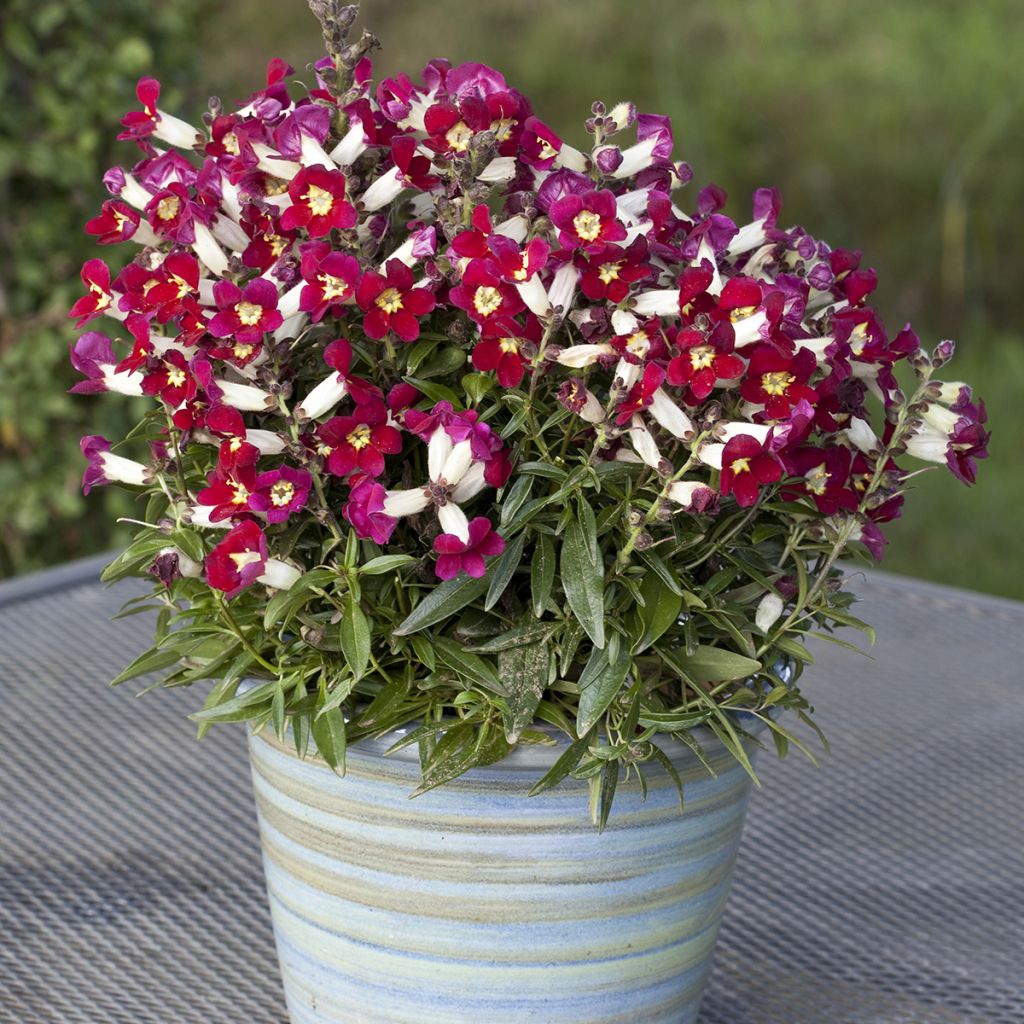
[1,557,1022,1024]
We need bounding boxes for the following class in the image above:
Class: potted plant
[72,3,989,1021]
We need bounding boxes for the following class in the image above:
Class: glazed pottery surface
[248,723,759,1024]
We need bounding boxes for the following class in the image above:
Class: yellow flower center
[537,139,558,161]
[805,463,829,495]
[235,301,263,327]
[729,304,757,322]
[346,424,372,450]
[491,117,516,142]
[270,481,295,507]
[170,273,191,299]
[156,195,181,221]
[315,442,333,458]
[689,345,716,370]
[231,483,250,505]
[264,177,289,197]
[318,273,350,301]
[625,331,649,358]
[731,457,752,474]
[229,549,262,571]
[229,437,244,452]
[112,209,129,231]
[498,336,520,354]
[573,210,603,242]
[598,261,621,284]
[142,277,160,296]
[445,121,474,152]
[376,287,403,314]
[89,282,111,310]
[512,255,529,281]
[222,131,240,155]
[165,364,186,388]
[233,342,255,361]
[264,232,287,257]
[473,285,503,317]
[849,321,869,356]
[761,371,795,397]
[303,184,334,217]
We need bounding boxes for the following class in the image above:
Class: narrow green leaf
[528,731,593,796]
[340,594,371,680]
[393,572,491,635]
[311,706,347,773]
[576,646,632,735]
[595,759,619,832]
[190,680,277,722]
[531,533,555,617]
[661,644,762,684]
[636,548,685,597]
[358,554,416,576]
[464,621,554,653]
[561,516,605,649]
[498,639,549,742]
[110,646,186,687]
[434,637,505,695]
[484,530,527,611]
[631,572,684,654]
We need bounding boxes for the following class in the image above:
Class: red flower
[85,200,141,245]
[299,242,360,322]
[549,189,626,253]
[486,234,551,284]
[615,363,666,426]
[578,238,651,303]
[141,349,196,408]
[448,205,496,260]
[69,259,113,326]
[472,314,542,388]
[145,251,201,323]
[432,517,505,580]
[317,400,402,478]
[145,183,211,245]
[667,321,745,401]
[205,521,268,597]
[355,259,436,342]
[720,434,783,507]
[783,446,857,515]
[208,278,283,348]
[240,205,298,271]
[449,259,525,325]
[196,444,260,522]
[740,346,818,419]
[249,465,312,524]
[280,167,356,237]
[117,77,160,141]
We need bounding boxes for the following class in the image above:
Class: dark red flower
[740,346,818,419]
[355,259,436,342]
[578,238,651,303]
[280,166,357,237]
[486,234,551,284]
[205,521,268,597]
[449,259,525,325]
[783,446,857,515]
[720,434,784,507]
[615,363,666,426]
[144,251,201,323]
[667,321,745,401]
[240,205,298,271]
[342,474,398,545]
[196,443,260,522]
[117,77,161,142]
[317,400,403,478]
[549,189,626,252]
[471,314,542,388]
[432,517,505,580]
[85,200,141,245]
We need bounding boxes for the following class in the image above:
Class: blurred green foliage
[0,0,200,575]
[1,0,1019,595]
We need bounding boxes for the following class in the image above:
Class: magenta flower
[578,238,651,303]
[355,259,436,342]
[299,242,360,322]
[80,436,149,494]
[208,278,283,347]
[784,446,857,515]
[740,346,818,419]
[449,259,525,325]
[720,434,784,507]
[281,166,357,237]
[68,259,114,326]
[486,234,551,284]
[432,517,505,580]
[240,206,298,271]
[145,251,201,323]
[85,200,141,245]
[342,474,398,545]
[549,189,626,253]
[196,444,260,522]
[250,465,312,524]
[317,400,403,478]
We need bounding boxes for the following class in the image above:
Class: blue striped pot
[247,724,760,1024]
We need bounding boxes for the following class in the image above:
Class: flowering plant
[76,3,988,823]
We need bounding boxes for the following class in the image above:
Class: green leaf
[484,530,526,611]
[531,533,555,617]
[661,644,762,684]
[190,680,277,722]
[461,371,494,404]
[170,527,204,564]
[636,547,685,597]
[110,646,187,687]
[464,621,555,653]
[630,572,683,654]
[394,573,491,635]
[592,759,619,832]
[498,639,549,742]
[358,554,416,576]
[576,645,632,735]
[434,637,505,695]
[311,705,347,773]
[517,461,568,481]
[340,594,371,680]
[528,731,593,796]
[403,376,462,405]
[561,513,605,649]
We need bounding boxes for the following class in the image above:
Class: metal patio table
[1,556,1022,1024]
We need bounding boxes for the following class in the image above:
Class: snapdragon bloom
[317,400,402,478]
[550,189,627,252]
[208,279,283,351]
[355,259,436,342]
[281,166,357,237]
[433,517,505,580]
[719,434,784,507]
[205,521,299,597]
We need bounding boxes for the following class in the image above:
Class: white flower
[361,167,406,211]
[649,389,694,439]
[330,122,369,166]
[192,223,228,277]
[214,379,275,412]
[294,374,349,422]
[556,343,614,368]
[547,262,580,316]
[755,592,785,632]
[153,111,200,150]
[632,289,679,317]
[257,559,302,591]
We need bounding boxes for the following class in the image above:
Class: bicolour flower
[557,378,606,424]
[549,189,626,252]
[69,260,115,326]
[472,313,542,388]
[519,116,586,171]
[118,77,200,149]
[317,400,403,478]
[249,465,312,524]
[208,278,283,347]
[449,259,525,325]
[432,517,505,580]
[719,434,784,507]
[240,206,298,271]
[294,339,377,421]
[85,200,145,246]
[298,243,360,322]
[783,446,857,515]
[205,521,299,597]
[355,259,436,342]
[667,321,746,401]
[666,479,718,513]
[80,436,150,494]
[69,332,143,397]
[195,443,260,522]
[140,348,196,408]
[281,167,357,237]
[144,251,201,324]
[904,396,990,485]
[578,238,651,303]
[740,346,818,419]
[342,474,398,545]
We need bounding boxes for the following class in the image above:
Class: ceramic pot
[248,723,759,1024]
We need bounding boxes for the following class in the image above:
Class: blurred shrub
[0,0,200,575]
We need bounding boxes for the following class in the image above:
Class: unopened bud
[634,532,654,551]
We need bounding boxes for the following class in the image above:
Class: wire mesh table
[1,556,1022,1023]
